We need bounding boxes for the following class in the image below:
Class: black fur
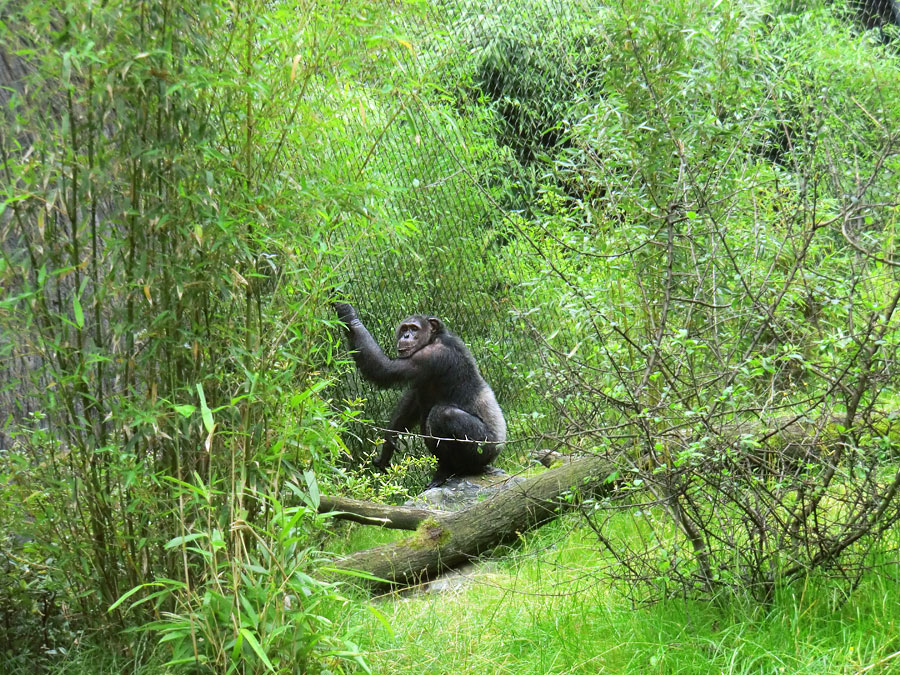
[334,303,506,488]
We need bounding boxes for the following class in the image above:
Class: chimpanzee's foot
[425,467,454,489]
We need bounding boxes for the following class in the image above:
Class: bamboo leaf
[62,51,71,85]
[73,293,84,329]
[197,383,214,433]
[239,628,275,672]
[303,469,320,509]
[108,582,168,613]
[165,532,208,549]
[173,404,196,418]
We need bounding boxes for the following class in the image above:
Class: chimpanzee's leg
[374,389,421,470]
[424,405,499,486]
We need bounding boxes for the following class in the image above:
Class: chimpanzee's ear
[428,317,444,333]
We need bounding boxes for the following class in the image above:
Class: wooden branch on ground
[319,495,440,530]
[322,454,616,589]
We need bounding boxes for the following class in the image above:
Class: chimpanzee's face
[396,317,432,358]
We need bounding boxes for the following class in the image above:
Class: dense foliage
[0,0,384,671]
[1,0,900,672]
[436,0,900,601]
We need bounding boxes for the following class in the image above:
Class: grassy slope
[335,517,900,674]
[35,515,900,674]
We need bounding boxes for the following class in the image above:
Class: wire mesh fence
[325,0,607,463]
[326,2,564,464]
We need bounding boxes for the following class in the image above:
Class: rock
[404,466,525,511]
[530,448,572,467]
[422,562,499,593]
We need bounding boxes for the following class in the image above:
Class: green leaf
[73,293,84,329]
[239,628,275,672]
[319,566,389,583]
[239,593,259,628]
[197,383,214,433]
[108,582,168,613]
[303,469,320,509]
[165,532,208,550]
[367,604,394,637]
[0,291,35,309]
[173,404,196,418]
[62,51,72,85]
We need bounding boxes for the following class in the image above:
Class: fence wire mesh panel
[326,0,608,464]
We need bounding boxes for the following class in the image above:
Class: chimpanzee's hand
[333,302,360,328]
[372,451,391,472]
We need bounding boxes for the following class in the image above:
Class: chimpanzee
[333,302,506,488]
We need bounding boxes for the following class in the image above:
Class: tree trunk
[322,454,615,589]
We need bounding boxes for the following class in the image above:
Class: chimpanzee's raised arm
[333,302,418,387]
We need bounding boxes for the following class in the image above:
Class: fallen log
[318,495,439,530]
[322,454,616,589]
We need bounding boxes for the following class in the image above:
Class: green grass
[335,518,900,674]
[17,516,900,674]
